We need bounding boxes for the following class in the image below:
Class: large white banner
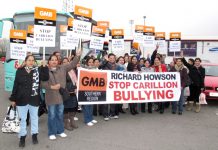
[77,69,181,105]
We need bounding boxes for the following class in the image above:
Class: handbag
[51,71,70,101]
[199,93,207,104]
[2,105,20,133]
[184,87,190,97]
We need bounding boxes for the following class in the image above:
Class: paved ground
[0,63,218,150]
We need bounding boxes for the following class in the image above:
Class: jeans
[82,105,93,123]
[172,88,185,113]
[17,105,39,137]
[47,103,64,136]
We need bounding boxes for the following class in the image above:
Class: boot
[186,101,194,111]
[19,136,26,148]
[32,134,38,144]
[64,113,73,131]
[195,103,201,113]
[69,112,78,129]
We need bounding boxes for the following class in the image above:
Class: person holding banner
[61,58,78,131]
[153,57,167,114]
[81,57,98,126]
[170,58,188,115]
[93,58,102,116]
[141,60,155,113]
[100,53,120,120]
[41,53,80,140]
[10,55,49,148]
[127,56,141,115]
[181,56,205,113]
[116,56,127,113]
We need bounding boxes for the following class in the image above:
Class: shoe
[74,117,79,121]
[92,120,98,124]
[49,135,56,140]
[172,112,176,114]
[120,110,126,114]
[131,111,136,115]
[160,110,164,114]
[148,110,152,113]
[186,101,194,111]
[19,136,26,148]
[104,117,110,121]
[32,134,38,144]
[195,103,201,113]
[110,115,119,119]
[178,112,183,115]
[135,111,139,114]
[58,133,67,138]
[87,122,94,126]
[141,110,146,113]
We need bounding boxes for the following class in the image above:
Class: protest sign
[143,26,155,47]
[134,25,144,43]
[155,32,166,53]
[77,69,181,105]
[169,32,181,52]
[34,7,56,47]
[10,29,27,60]
[26,25,40,53]
[89,26,106,50]
[111,29,124,56]
[73,5,92,39]
[60,25,68,50]
[67,18,79,49]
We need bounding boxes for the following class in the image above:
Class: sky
[0,0,218,38]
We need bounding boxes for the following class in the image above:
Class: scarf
[68,70,78,86]
[25,66,39,96]
[175,64,184,72]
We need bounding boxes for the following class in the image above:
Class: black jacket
[9,66,49,106]
[127,63,141,72]
[99,61,118,70]
[182,58,205,88]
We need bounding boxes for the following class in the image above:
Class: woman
[93,58,102,116]
[153,57,167,114]
[116,56,127,113]
[10,55,49,148]
[127,56,141,115]
[182,57,205,113]
[82,57,98,126]
[41,53,80,140]
[61,58,78,131]
[141,60,154,113]
[170,58,188,115]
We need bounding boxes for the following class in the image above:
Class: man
[100,53,119,121]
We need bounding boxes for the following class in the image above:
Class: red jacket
[153,64,167,72]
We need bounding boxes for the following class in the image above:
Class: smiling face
[131,57,137,64]
[118,57,125,65]
[139,59,144,66]
[108,55,116,63]
[25,55,35,67]
[62,58,69,65]
[145,60,150,68]
[154,57,161,66]
[87,59,94,67]
[195,59,201,67]
[94,59,100,68]
[49,55,59,68]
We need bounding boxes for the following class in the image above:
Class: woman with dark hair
[153,57,167,114]
[61,58,78,131]
[181,55,205,113]
[82,57,98,126]
[41,52,80,140]
[141,60,155,113]
[10,55,49,147]
[127,56,141,115]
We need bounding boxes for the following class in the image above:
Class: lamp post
[143,16,146,57]
[129,19,134,38]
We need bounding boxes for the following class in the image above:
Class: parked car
[202,63,218,100]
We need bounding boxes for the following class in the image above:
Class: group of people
[9,45,205,148]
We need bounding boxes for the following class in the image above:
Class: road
[0,63,218,150]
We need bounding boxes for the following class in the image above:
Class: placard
[73,5,92,39]
[10,29,27,60]
[34,7,56,47]
[134,25,144,43]
[111,29,124,56]
[27,25,40,53]
[67,18,79,49]
[169,32,181,52]
[143,26,155,47]
[89,26,106,50]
